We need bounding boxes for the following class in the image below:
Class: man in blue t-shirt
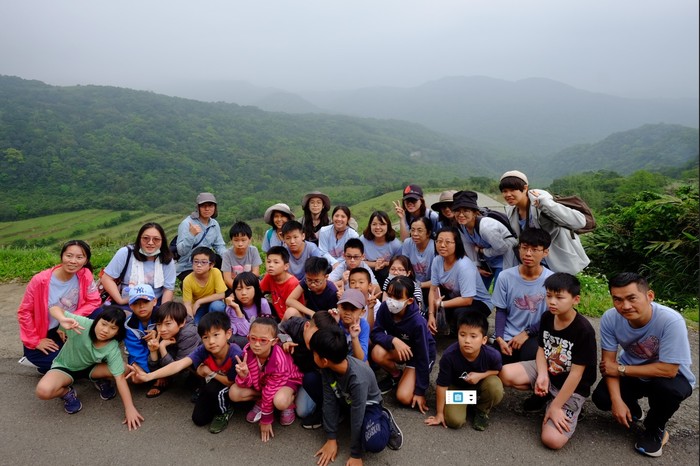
[592,272,695,458]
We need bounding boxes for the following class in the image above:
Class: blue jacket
[124,313,156,372]
[371,301,436,396]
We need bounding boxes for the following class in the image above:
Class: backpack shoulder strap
[117,246,133,282]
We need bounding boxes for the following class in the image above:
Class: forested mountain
[0,76,490,221]
[541,124,699,179]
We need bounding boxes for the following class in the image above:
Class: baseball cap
[337,288,366,309]
[128,284,156,305]
[403,184,424,200]
[196,192,217,205]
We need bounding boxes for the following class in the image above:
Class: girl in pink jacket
[17,240,101,373]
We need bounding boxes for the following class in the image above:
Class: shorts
[520,360,585,438]
[49,365,97,384]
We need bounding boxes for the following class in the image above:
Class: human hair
[389,255,416,281]
[544,272,581,297]
[607,272,650,293]
[60,239,93,272]
[310,326,347,364]
[281,220,304,237]
[457,311,488,337]
[311,310,338,331]
[302,198,330,240]
[348,267,371,283]
[232,272,265,316]
[229,221,253,240]
[132,222,173,264]
[386,275,415,299]
[362,211,396,241]
[344,238,364,254]
[435,226,466,259]
[197,311,231,337]
[403,194,427,219]
[499,176,528,192]
[89,306,127,342]
[304,256,330,276]
[153,301,188,325]
[519,228,552,249]
[251,316,278,338]
[332,205,352,223]
[266,245,290,264]
[411,216,433,236]
[191,246,216,263]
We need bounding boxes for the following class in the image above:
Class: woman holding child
[17,240,101,374]
[100,222,176,308]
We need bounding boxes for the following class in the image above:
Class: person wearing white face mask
[370,276,436,414]
[100,222,176,309]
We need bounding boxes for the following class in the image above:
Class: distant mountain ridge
[161,75,698,157]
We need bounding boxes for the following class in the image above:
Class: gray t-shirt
[221,246,262,277]
[430,256,492,308]
[491,266,554,340]
[285,242,323,280]
[359,236,402,263]
[600,302,696,387]
[400,238,435,283]
[48,274,79,330]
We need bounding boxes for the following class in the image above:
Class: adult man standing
[592,272,695,457]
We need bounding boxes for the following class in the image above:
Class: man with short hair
[592,272,695,458]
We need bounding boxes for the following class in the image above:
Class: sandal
[146,378,169,398]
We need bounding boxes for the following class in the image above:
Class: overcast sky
[1,1,697,98]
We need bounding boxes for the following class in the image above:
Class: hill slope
[0,76,491,221]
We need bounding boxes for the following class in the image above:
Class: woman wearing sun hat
[300,191,331,245]
[431,190,458,230]
[176,193,227,282]
[262,202,295,252]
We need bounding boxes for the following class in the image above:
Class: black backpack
[477,208,517,238]
[169,235,180,261]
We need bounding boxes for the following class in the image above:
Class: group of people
[16,170,695,461]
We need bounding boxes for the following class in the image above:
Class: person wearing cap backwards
[301,192,331,245]
[393,184,440,241]
[452,190,517,289]
[498,171,589,275]
[176,193,227,283]
[431,190,458,229]
[262,203,295,253]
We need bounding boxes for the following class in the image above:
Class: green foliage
[584,184,699,310]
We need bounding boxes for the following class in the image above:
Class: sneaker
[94,379,116,401]
[577,406,586,422]
[473,410,490,431]
[246,402,263,423]
[301,410,323,430]
[635,428,669,457]
[522,394,550,413]
[378,370,403,395]
[280,408,296,426]
[62,386,82,414]
[209,409,234,434]
[382,407,403,450]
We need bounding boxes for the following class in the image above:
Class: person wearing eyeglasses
[491,229,553,374]
[99,222,176,309]
[328,238,379,293]
[182,247,227,325]
[427,227,492,336]
[285,257,338,321]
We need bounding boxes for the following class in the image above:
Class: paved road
[2,283,698,465]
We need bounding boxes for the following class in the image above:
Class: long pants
[191,379,231,426]
[23,327,64,374]
[591,372,693,431]
[444,376,504,429]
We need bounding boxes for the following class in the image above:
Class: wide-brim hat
[264,203,295,226]
[451,190,480,211]
[302,191,331,210]
[431,190,458,211]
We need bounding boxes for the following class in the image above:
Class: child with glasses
[229,317,303,441]
[328,238,379,293]
[381,255,423,315]
[182,247,227,324]
[285,257,338,320]
[491,229,553,376]
[128,312,243,434]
